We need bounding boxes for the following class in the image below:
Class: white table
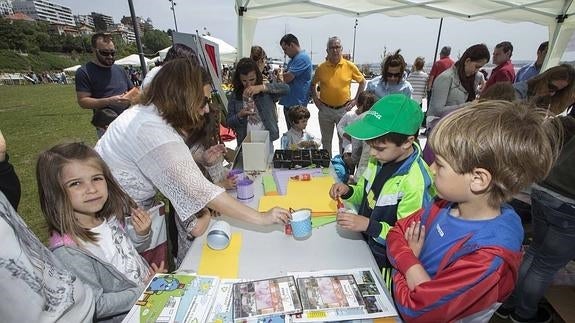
[178,170,399,321]
[179,170,381,277]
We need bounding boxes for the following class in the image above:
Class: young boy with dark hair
[329,94,435,283]
[387,101,561,322]
[281,105,320,149]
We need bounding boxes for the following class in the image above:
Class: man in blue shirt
[514,41,548,83]
[75,32,134,137]
[279,34,312,129]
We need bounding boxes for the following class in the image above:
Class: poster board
[172,32,229,110]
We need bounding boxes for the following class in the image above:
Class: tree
[142,29,171,54]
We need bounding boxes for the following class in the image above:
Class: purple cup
[227,169,244,181]
[236,178,254,202]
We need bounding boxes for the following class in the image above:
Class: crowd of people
[1,29,575,323]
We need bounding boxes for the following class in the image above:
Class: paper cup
[227,169,244,181]
[290,208,312,239]
[236,178,254,202]
[206,220,231,250]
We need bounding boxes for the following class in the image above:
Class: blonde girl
[37,142,164,321]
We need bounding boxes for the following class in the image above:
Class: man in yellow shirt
[311,36,366,156]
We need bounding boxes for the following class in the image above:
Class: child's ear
[402,136,416,149]
[469,167,492,192]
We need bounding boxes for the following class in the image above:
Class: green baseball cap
[345,94,423,140]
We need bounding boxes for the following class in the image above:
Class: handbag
[91,107,118,129]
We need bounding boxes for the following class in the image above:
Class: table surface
[178,170,398,321]
[179,169,381,277]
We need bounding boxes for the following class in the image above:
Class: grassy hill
[0,50,91,72]
[0,84,97,242]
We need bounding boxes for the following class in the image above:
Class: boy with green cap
[329,94,435,282]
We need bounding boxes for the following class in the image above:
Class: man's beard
[97,55,115,67]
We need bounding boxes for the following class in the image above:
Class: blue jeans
[504,188,575,319]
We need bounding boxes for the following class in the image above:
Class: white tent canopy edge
[235,0,575,70]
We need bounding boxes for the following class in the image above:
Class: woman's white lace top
[95,104,225,221]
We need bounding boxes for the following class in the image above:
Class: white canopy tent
[114,54,153,66]
[158,35,238,64]
[235,0,575,70]
[63,64,81,73]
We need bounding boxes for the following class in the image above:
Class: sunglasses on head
[386,72,402,78]
[97,49,116,57]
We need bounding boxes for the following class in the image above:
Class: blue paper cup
[290,208,312,239]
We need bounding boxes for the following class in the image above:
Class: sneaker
[510,307,551,323]
[495,305,513,319]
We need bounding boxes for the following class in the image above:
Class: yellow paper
[197,232,242,278]
[258,176,337,213]
[373,317,398,323]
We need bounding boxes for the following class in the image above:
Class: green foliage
[0,84,97,243]
[142,29,172,54]
[0,49,91,72]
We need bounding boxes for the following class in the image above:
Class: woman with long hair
[514,63,575,114]
[427,44,490,126]
[227,57,289,146]
[95,58,290,238]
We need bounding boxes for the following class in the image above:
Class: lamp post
[127,0,147,76]
[169,0,178,32]
[352,18,358,62]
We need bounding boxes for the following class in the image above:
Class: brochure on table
[122,273,220,323]
[123,268,396,323]
[289,268,397,322]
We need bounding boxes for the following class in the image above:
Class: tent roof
[240,0,571,26]
[236,0,575,68]
[114,54,152,66]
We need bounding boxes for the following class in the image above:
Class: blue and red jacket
[387,199,523,322]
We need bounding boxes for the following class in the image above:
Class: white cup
[206,220,231,250]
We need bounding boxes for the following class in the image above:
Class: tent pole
[352,18,358,62]
[432,18,444,64]
[127,0,148,77]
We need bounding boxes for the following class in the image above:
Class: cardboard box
[242,130,270,171]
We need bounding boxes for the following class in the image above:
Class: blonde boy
[387,101,560,322]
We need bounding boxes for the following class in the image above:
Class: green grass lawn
[0,84,97,242]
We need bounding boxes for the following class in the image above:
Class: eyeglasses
[96,49,116,57]
[386,72,402,78]
[328,46,342,51]
[203,96,213,106]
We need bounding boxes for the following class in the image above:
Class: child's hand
[146,261,168,281]
[219,176,237,190]
[405,220,425,257]
[329,183,350,199]
[336,211,368,232]
[202,144,226,166]
[131,208,151,236]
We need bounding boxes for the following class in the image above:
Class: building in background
[112,23,135,43]
[12,0,74,26]
[74,14,94,28]
[0,0,14,16]
[120,15,154,34]
[91,11,114,31]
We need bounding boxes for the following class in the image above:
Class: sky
[53,0,566,65]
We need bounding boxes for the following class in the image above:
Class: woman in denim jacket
[227,57,289,146]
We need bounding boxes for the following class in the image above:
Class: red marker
[285,208,294,235]
[336,197,345,212]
